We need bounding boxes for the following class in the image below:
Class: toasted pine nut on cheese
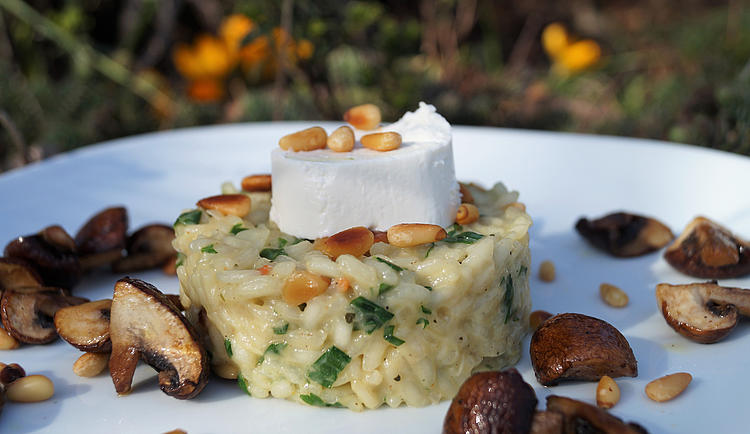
[599,283,629,308]
[282,270,331,305]
[279,127,327,151]
[343,104,381,130]
[6,374,54,402]
[596,375,620,408]
[196,194,251,217]
[645,372,692,402]
[387,223,447,247]
[241,174,272,192]
[361,132,402,152]
[313,226,374,259]
[327,126,355,152]
[455,203,479,225]
[73,352,110,377]
[0,326,19,350]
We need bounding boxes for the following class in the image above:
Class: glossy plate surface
[0,123,748,433]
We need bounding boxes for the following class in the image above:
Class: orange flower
[220,14,256,60]
[173,34,235,80]
[187,78,224,102]
[296,39,314,60]
[541,22,601,75]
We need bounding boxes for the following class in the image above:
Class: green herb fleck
[291,237,312,245]
[424,243,435,258]
[257,342,287,365]
[308,346,351,388]
[273,323,289,335]
[378,283,394,296]
[175,252,185,268]
[443,231,484,244]
[446,223,463,237]
[230,223,248,235]
[503,275,514,324]
[201,244,217,254]
[424,285,433,291]
[300,393,344,408]
[224,338,233,357]
[519,265,528,275]
[416,318,429,328]
[174,209,202,227]
[383,325,405,346]
[260,248,286,260]
[376,257,403,272]
[278,238,288,248]
[420,305,432,315]
[237,374,251,396]
[350,297,394,333]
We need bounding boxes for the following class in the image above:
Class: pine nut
[0,326,19,350]
[282,270,331,305]
[279,127,327,151]
[361,132,402,152]
[458,183,474,204]
[73,352,110,377]
[646,372,692,402]
[333,277,350,293]
[313,226,374,259]
[343,104,381,130]
[596,375,620,409]
[539,260,556,282]
[327,126,355,152]
[505,202,526,212]
[600,283,629,307]
[196,194,251,217]
[241,174,272,192]
[387,223,447,247]
[529,310,553,331]
[455,203,480,225]
[0,363,26,385]
[6,374,54,402]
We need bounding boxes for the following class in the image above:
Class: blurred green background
[1,0,749,171]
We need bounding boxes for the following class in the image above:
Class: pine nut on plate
[73,352,110,377]
[278,127,327,151]
[596,375,620,408]
[529,310,553,331]
[599,283,628,307]
[0,326,19,350]
[361,132,402,152]
[645,372,692,402]
[539,260,555,282]
[6,374,55,402]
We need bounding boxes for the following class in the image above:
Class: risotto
[173,182,531,410]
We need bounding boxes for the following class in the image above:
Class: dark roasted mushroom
[664,216,750,278]
[0,258,43,297]
[530,411,564,434]
[546,395,648,434]
[575,212,673,257]
[0,363,26,386]
[112,224,176,273]
[4,225,82,290]
[443,368,537,434]
[656,281,750,344]
[54,299,112,352]
[530,313,637,386]
[0,287,87,344]
[75,207,128,270]
[109,277,208,399]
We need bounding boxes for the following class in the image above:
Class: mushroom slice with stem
[0,258,43,297]
[75,207,128,270]
[655,281,750,344]
[109,277,208,399]
[1,287,88,344]
[530,313,637,386]
[575,212,673,257]
[4,225,82,290]
[545,395,648,434]
[112,224,176,273]
[54,299,112,352]
[443,368,538,434]
[664,216,750,278]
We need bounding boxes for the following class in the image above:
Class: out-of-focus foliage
[0,0,748,171]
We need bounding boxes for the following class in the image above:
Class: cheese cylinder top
[269,102,460,239]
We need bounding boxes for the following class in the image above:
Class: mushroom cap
[546,395,648,434]
[0,287,88,344]
[4,226,82,290]
[530,313,637,386]
[109,277,208,399]
[54,299,112,352]
[75,207,128,270]
[656,282,750,344]
[664,216,750,278]
[575,212,673,257]
[111,224,175,273]
[443,368,538,434]
[0,257,43,294]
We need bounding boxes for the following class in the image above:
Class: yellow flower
[220,14,255,60]
[542,23,569,59]
[173,34,234,81]
[541,22,601,75]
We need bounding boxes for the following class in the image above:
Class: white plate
[1,124,748,433]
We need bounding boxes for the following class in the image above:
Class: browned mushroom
[0,258,43,296]
[530,411,564,434]
[4,225,82,290]
[664,216,750,278]
[656,281,750,344]
[545,395,648,434]
[0,287,87,344]
[75,207,128,270]
[443,368,537,434]
[575,212,673,257]
[109,277,208,399]
[54,299,112,352]
[112,224,176,273]
[530,313,637,386]
[0,363,26,386]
